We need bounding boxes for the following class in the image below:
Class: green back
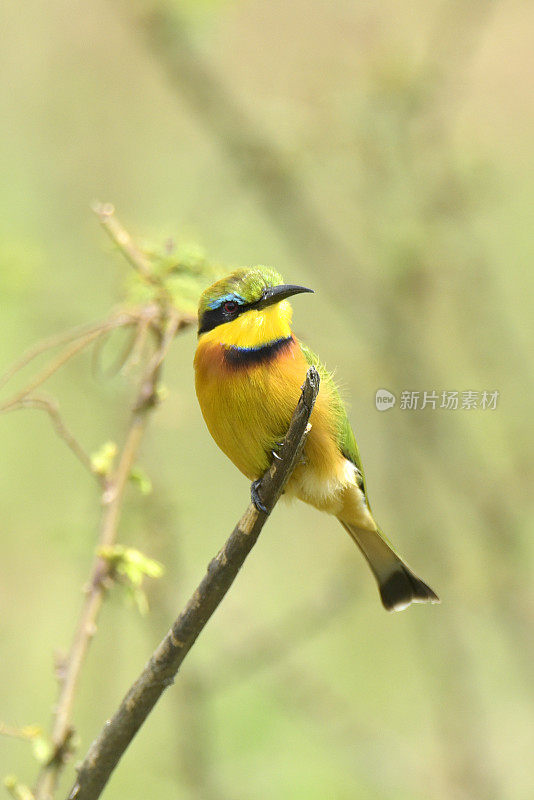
[299,342,368,497]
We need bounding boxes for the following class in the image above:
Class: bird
[193,267,439,611]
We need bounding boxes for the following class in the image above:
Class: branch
[0,316,135,413]
[0,315,135,394]
[33,312,184,800]
[66,367,320,800]
[92,203,156,283]
[2,395,100,485]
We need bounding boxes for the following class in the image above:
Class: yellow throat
[198,299,293,350]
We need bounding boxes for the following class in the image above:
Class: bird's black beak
[255,284,314,310]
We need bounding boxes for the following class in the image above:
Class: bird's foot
[251,479,268,514]
[271,440,284,461]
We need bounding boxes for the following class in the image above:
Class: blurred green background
[1,1,533,798]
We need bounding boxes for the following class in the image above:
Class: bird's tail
[339,521,439,612]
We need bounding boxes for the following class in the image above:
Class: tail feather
[340,521,439,612]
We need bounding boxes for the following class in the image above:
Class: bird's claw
[270,438,285,462]
[251,479,268,514]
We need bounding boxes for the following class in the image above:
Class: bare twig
[2,395,100,484]
[66,367,320,800]
[90,325,138,380]
[0,317,135,414]
[120,315,152,374]
[33,312,184,800]
[0,315,135,395]
[92,203,156,283]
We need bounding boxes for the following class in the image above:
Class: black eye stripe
[198,287,271,335]
[199,301,246,334]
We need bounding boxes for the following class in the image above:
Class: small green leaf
[90,441,118,476]
[124,233,224,314]
[131,586,149,616]
[155,384,169,403]
[32,735,54,765]
[97,546,164,614]
[129,466,153,495]
[20,726,42,740]
[124,548,164,580]
[4,775,35,800]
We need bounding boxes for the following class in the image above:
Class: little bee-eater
[194,267,439,611]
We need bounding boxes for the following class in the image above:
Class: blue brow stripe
[208,293,244,309]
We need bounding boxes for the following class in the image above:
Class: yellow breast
[194,302,353,511]
[194,335,304,479]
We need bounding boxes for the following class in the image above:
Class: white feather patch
[286,457,364,517]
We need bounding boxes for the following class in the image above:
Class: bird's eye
[223,301,238,314]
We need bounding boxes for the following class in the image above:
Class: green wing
[299,342,368,496]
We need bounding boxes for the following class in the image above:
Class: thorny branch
[36,314,182,800]
[0,204,197,800]
[66,368,320,800]
[29,300,189,800]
